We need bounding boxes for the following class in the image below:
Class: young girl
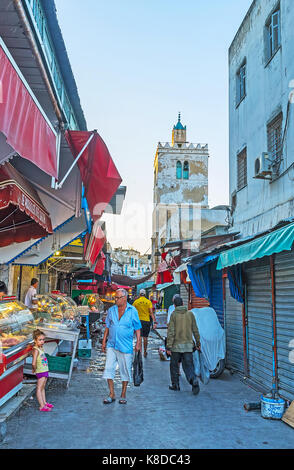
[32,329,53,412]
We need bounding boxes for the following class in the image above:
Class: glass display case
[81,294,104,313]
[50,294,78,322]
[0,300,35,353]
[34,294,68,329]
[0,299,36,408]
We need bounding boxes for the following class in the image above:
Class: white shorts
[102,347,133,382]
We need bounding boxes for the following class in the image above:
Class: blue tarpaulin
[188,264,210,300]
[227,265,244,303]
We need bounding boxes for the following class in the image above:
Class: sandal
[119,398,127,404]
[46,403,54,408]
[40,406,51,412]
[103,396,115,404]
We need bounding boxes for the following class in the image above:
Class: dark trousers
[170,352,197,386]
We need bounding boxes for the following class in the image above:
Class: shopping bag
[193,350,201,377]
[193,350,210,385]
[133,350,144,386]
[199,351,210,385]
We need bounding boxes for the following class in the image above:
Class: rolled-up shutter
[180,283,189,307]
[209,265,224,327]
[245,261,273,392]
[274,250,294,401]
[189,284,210,309]
[225,279,244,372]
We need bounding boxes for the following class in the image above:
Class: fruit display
[82,294,104,313]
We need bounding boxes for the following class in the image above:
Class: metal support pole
[56,133,95,189]
[242,301,248,377]
[270,254,279,397]
[51,130,61,189]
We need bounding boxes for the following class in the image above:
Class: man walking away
[133,289,157,358]
[166,296,201,395]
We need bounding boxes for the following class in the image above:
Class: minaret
[172,112,187,145]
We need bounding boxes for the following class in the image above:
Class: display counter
[34,294,78,330]
[0,300,35,407]
[50,293,79,324]
[25,295,80,387]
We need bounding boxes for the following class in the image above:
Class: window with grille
[183,161,189,179]
[236,61,246,105]
[267,113,283,162]
[266,7,281,62]
[237,148,247,190]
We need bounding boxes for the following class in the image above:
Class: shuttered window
[236,61,246,105]
[176,161,182,179]
[237,148,247,191]
[266,7,281,61]
[267,113,283,162]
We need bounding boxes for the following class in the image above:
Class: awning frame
[0,36,56,138]
[56,132,95,189]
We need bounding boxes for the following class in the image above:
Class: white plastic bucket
[261,395,285,420]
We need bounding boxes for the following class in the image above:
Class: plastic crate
[45,354,71,373]
[78,348,91,358]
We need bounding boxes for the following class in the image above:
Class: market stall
[24,295,80,388]
[0,299,35,407]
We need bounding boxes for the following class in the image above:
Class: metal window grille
[237,63,246,104]
[237,148,247,190]
[267,113,283,162]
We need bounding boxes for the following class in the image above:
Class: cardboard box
[282,401,294,428]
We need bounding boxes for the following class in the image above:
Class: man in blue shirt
[102,288,141,404]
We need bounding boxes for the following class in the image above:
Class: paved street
[0,332,293,449]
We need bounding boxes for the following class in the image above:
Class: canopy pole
[57,132,95,189]
[270,254,279,397]
[51,130,61,189]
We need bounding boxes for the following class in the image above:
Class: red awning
[0,163,52,247]
[0,45,57,177]
[85,223,106,265]
[65,130,122,220]
[93,251,106,275]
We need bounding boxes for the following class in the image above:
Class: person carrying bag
[133,350,144,386]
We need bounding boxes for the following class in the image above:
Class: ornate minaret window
[176,161,182,179]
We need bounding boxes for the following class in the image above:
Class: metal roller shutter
[189,285,210,309]
[180,283,189,307]
[209,265,224,327]
[225,279,244,373]
[274,250,294,401]
[245,261,273,392]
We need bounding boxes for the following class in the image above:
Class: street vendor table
[24,326,79,388]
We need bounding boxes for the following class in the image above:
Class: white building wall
[229,0,294,236]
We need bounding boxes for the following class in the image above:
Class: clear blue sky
[55,0,252,253]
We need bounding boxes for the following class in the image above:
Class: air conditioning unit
[254,152,272,179]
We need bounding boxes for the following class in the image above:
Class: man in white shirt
[24,278,39,309]
[167,294,181,326]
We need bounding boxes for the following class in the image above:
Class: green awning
[217,222,294,270]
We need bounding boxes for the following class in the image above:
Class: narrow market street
[0,332,293,450]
